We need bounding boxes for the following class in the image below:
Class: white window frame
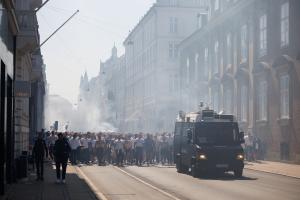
[215,0,220,11]
[241,85,248,122]
[197,15,202,29]
[241,24,248,62]
[169,0,178,6]
[195,53,199,81]
[204,47,209,77]
[280,2,289,47]
[214,40,219,74]
[258,80,268,120]
[168,42,178,59]
[169,17,178,33]
[186,58,190,84]
[259,14,267,57]
[280,74,290,119]
[226,33,232,66]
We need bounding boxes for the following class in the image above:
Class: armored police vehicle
[174,108,245,178]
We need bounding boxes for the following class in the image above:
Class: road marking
[75,166,109,200]
[114,166,181,200]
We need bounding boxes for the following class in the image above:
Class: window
[197,14,202,29]
[226,33,232,66]
[224,88,233,114]
[169,17,178,33]
[204,47,209,77]
[280,74,290,118]
[195,53,199,81]
[215,0,220,11]
[258,80,267,120]
[281,2,289,47]
[241,85,248,122]
[259,14,267,56]
[169,0,178,6]
[169,42,178,59]
[213,40,219,74]
[186,58,190,84]
[241,24,248,62]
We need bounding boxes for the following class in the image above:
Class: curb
[244,166,300,179]
[74,166,108,200]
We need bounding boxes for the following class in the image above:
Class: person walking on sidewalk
[47,131,57,161]
[33,132,48,181]
[54,133,71,184]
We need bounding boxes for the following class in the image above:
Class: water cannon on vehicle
[177,102,237,123]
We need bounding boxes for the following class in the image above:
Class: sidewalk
[245,160,300,179]
[2,163,99,200]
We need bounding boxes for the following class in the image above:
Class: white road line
[114,166,182,200]
[75,166,109,200]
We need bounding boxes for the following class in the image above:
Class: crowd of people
[44,131,175,168]
[243,134,266,161]
[33,130,264,183]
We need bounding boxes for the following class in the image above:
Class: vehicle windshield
[195,123,239,146]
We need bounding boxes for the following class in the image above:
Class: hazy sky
[37,0,155,104]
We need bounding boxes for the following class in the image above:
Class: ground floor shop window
[280,74,290,119]
[257,80,267,121]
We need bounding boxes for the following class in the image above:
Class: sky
[37,0,156,104]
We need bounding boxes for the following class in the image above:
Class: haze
[38,0,155,104]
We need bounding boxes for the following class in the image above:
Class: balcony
[16,10,40,55]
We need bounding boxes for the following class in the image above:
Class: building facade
[1,0,46,195]
[98,46,126,131]
[179,0,300,162]
[0,0,18,194]
[30,50,46,144]
[14,0,43,158]
[122,0,208,133]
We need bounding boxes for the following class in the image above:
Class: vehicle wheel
[191,165,199,178]
[234,168,243,178]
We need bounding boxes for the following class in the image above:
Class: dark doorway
[0,61,6,195]
[280,142,290,161]
[6,76,14,184]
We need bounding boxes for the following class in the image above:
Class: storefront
[0,0,17,195]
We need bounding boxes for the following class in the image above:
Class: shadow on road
[198,172,257,181]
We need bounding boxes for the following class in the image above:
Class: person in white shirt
[69,134,81,165]
[80,135,89,164]
[115,136,124,166]
[47,131,57,160]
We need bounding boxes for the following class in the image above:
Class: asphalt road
[79,165,300,200]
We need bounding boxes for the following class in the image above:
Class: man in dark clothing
[54,133,71,183]
[144,134,155,165]
[33,132,48,181]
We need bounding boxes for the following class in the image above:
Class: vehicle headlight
[199,154,207,160]
[236,154,244,160]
